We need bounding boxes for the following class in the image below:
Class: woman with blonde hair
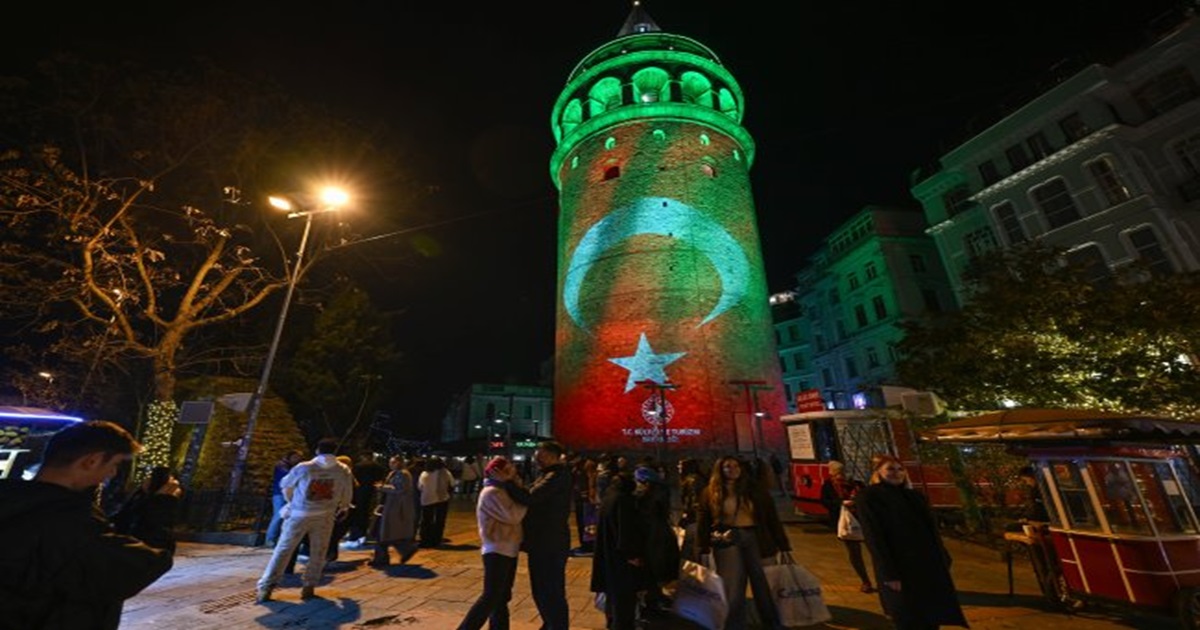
[696,455,790,630]
[857,454,966,629]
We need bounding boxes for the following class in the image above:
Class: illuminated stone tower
[550,4,785,455]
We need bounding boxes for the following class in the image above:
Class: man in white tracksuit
[257,438,354,602]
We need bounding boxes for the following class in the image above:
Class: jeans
[258,513,336,589]
[265,494,286,544]
[713,527,783,630]
[457,552,518,630]
[527,548,570,630]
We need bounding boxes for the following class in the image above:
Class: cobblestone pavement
[121,496,1174,629]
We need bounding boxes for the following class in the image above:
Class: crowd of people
[0,417,976,630]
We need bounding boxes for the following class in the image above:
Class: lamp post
[636,379,678,463]
[226,187,348,496]
[729,379,772,460]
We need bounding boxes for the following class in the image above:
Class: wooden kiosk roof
[918,408,1200,444]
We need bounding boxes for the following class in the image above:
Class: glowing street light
[227,186,350,495]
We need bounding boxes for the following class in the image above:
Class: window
[779,356,787,372]
[821,368,834,388]
[844,357,858,379]
[1006,144,1031,171]
[523,405,533,419]
[1136,461,1199,534]
[1089,461,1150,535]
[836,320,847,341]
[1134,66,1200,118]
[1050,461,1100,530]
[865,262,878,280]
[909,255,927,273]
[1176,133,1200,176]
[978,160,1001,185]
[993,201,1026,245]
[854,305,869,327]
[921,289,941,313]
[1087,157,1131,206]
[792,354,805,370]
[1059,112,1090,142]
[828,288,840,305]
[1027,132,1053,160]
[942,185,972,217]
[815,334,827,352]
[866,346,880,368]
[700,163,716,178]
[872,295,888,320]
[784,383,793,405]
[602,165,621,181]
[787,324,800,342]
[1064,244,1110,284]
[847,273,860,291]
[963,227,998,259]
[1127,226,1174,276]
[1032,179,1080,229]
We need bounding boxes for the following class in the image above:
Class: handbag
[671,556,727,630]
[837,507,864,541]
[764,552,832,627]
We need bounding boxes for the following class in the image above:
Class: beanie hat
[634,466,661,484]
[484,456,510,478]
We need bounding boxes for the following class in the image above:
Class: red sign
[796,389,825,413]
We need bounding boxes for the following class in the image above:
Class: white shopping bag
[671,557,727,630]
[837,508,864,541]
[765,553,832,627]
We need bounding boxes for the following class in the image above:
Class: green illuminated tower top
[549,1,754,187]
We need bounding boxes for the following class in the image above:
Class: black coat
[856,482,968,628]
[590,482,648,593]
[636,481,680,584]
[0,479,175,629]
[506,462,573,554]
[695,485,791,557]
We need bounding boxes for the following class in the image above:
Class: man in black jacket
[0,421,180,629]
[504,440,572,630]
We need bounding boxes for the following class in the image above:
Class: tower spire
[617,0,660,37]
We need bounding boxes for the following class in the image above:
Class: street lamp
[227,187,349,495]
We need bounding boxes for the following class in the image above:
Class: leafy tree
[0,55,401,412]
[276,281,400,449]
[897,244,1200,415]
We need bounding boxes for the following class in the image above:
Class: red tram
[920,408,1200,628]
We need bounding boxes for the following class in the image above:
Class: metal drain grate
[198,591,256,614]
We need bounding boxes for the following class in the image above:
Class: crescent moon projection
[563,196,751,331]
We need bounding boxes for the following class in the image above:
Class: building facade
[549,6,786,454]
[440,383,553,452]
[775,206,953,411]
[912,17,1200,304]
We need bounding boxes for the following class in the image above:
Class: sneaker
[256,586,273,603]
[300,585,316,600]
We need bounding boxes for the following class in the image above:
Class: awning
[917,408,1200,444]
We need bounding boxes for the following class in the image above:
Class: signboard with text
[787,423,816,461]
[795,389,825,413]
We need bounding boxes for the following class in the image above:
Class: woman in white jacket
[457,456,526,630]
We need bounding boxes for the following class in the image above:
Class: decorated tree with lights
[897,245,1200,415]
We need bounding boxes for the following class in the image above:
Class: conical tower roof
[617,1,660,37]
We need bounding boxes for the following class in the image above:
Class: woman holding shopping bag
[819,460,875,594]
[857,454,967,630]
[696,455,790,630]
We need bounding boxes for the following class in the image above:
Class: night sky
[2,1,1188,434]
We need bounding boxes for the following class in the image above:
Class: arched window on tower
[588,77,623,117]
[717,88,738,119]
[561,99,583,139]
[603,165,621,181]
[633,67,670,104]
[680,71,714,107]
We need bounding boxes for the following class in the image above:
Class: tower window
[603,165,621,181]
[570,156,579,170]
[653,129,666,141]
[699,133,710,146]
[701,163,716,178]
[732,149,742,162]
[604,137,617,150]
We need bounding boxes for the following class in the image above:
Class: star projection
[548,7,786,453]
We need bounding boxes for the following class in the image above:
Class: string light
[137,400,176,482]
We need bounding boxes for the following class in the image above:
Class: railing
[175,489,272,534]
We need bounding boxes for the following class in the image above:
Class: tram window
[1089,461,1151,535]
[1051,461,1100,530]
[1146,461,1199,534]
[1034,468,1062,527]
